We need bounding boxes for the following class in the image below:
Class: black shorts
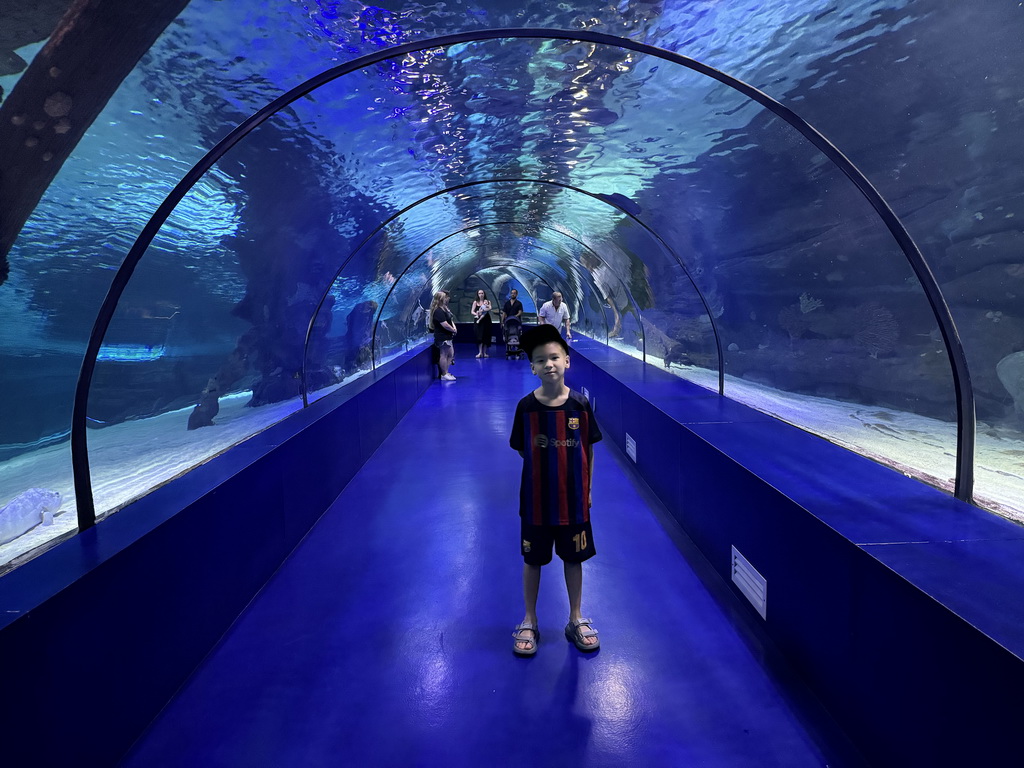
[520,519,596,566]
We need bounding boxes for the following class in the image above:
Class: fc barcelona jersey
[509,390,602,525]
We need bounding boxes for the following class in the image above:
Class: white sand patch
[604,338,1024,526]
[0,379,350,570]
[680,364,1024,525]
[4,344,1021,571]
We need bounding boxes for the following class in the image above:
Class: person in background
[471,289,493,358]
[538,291,572,340]
[443,289,456,367]
[427,290,457,381]
[501,288,524,327]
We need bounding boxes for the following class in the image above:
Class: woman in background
[472,289,493,358]
[428,290,458,380]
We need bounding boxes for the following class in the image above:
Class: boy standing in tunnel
[509,324,602,655]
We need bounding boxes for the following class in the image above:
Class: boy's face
[530,341,570,383]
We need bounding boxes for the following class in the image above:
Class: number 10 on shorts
[573,530,588,552]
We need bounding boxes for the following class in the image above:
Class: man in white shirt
[538,291,572,339]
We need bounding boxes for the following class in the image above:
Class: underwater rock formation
[777,299,899,359]
[183,328,256,430]
[777,293,825,340]
[0,0,190,277]
[778,304,810,340]
[0,487,60,546]
[0,1,72,78]
[638,315,691,368]
[186,377,220,430]
[997,351,1024,421]
[343,300,378,374]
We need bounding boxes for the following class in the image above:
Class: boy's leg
[564,560,583,620]
[563,561,597,647]
[516,564,542,652]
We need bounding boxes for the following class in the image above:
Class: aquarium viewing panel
[2,3,1023,572]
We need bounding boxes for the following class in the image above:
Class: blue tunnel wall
[0,346,435,767]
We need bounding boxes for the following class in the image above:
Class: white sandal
[564,617,600,651]
[512,621,540,656]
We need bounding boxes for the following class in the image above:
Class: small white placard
[625,433,637,462]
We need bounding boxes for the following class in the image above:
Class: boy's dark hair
[522,324,570,358]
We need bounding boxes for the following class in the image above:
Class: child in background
[509,324,602,655]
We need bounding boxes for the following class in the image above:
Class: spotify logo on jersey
[533,434,579,449]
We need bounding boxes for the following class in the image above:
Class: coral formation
[187,377,220,430]
[997,351,1024,420]
[798,292,824,314]
[852,302,899,359]
[778,304,810,339]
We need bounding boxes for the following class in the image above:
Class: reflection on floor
[122,355,864,767]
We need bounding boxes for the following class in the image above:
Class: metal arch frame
[303,176,718,395]
[71,27,975,530]
[471,243,623,346]
[369,253,604,372]
[343,249,554,385]
[455,260,547,330]
[470,264,544,327]
[470,262,614,345]
[362,219,628,369]
[467,259,605,341]
[488,240,637,351]
[447,224,640,351]
[370,226,627,361]
[362,221,609,367]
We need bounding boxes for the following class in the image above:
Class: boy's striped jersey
[510,390,602,525]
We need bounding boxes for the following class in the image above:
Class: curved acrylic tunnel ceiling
[307,202,678,389]
[360,222,621,351]
[72,29,975,527]
[362,246,614,376]
[307,177,723,383]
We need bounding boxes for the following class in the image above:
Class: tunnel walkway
[121,351,861,767]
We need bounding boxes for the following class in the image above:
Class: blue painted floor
[122,352,863,767]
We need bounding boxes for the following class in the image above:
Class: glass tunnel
[1,0,1023,576]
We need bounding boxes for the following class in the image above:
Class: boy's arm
[588,445,594,506]
[510,399,525,452]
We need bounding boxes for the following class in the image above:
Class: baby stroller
[504,317,525,360]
